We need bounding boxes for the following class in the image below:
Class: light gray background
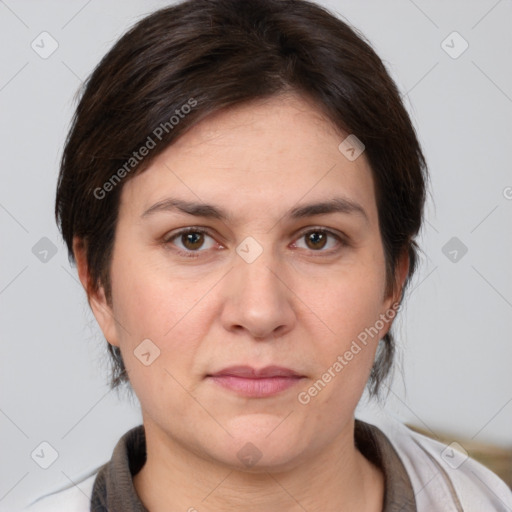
[1,0,511,510]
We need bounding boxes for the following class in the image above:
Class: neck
[133,417,384,512]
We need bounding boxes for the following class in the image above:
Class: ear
[380,248,410,335]
[73,236,120,347]
[393,248,410,304]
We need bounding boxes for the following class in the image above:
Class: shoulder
[23,471,98,512]
[364,413,512,512]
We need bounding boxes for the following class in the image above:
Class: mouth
[206,365,306,398]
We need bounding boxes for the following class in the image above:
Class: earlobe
[72,236,120,347]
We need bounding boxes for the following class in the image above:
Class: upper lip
[208,365,303,378]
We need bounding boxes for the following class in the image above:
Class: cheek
[109,255,212,388]
[110,266,205,421]
[311,264,387,345]
[298,262,388,404]
[112,277,168,339]
[110,253,199,339]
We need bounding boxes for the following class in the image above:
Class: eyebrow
[141,196,369,224]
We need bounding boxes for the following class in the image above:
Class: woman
[26,0,512,510]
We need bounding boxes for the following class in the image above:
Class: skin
[75,92,408,512]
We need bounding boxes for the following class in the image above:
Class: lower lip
[208,375,303,397]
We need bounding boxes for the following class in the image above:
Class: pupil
[308,232,326,249]
[184,232,203,249]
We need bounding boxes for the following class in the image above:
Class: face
[83,92,407,472]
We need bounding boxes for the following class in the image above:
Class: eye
[292,228,346,253]
[164,227,218,257]
[163,226,347,259]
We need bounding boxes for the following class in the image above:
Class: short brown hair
[56,0,429,398]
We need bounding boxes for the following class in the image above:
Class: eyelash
[163,226,348,259]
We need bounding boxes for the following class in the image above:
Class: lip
[210,365,303,378]
[207,365,305,398]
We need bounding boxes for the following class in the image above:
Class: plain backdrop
[1,0,511,510]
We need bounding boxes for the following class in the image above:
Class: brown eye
[165,227,216,257]
[181,231,205,250]
[304,231,328,250]
[294,228,345,253]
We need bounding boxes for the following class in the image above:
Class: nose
[219,245,296,341]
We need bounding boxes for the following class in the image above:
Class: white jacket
[24,414,512,511]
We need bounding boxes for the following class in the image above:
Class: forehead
[120,93,378,227]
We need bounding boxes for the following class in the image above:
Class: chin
[207,418,311,472]
[214,445,308,474]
